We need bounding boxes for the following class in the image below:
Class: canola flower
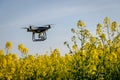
[18,44,24,51]
[77,20,86,28]
[0,50,4,55]
[104,17,110,27]
[90,37,96,43]
[22,48,28,55]
[100,33,106,40]
[5,41,12,50]
[96,23,102,35]
[18,44,28,56]
[5,41,12,54]
[72,44,77,51]
[0,17,120,79]
[110,21,118,31]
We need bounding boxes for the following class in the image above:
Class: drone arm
[32,32,35,41]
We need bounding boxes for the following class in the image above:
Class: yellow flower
[112,43,116,48]
[99,77,104,80]
[107,40,112,46]
[2,58,7,68]
[0,50,4,55]
[65,54,71,61]
[72,44,77,51]
[18,44,24,51]
[84,42,90,50]
[90,37,96,43]
[98,50,104,57]
[22,48,28,54]
[111,52,117,59]
[89,65,97,75]
[77,20,86,28]
[28,55,35,61]
[42,71,46,77]
[92,49,98,60]
[50,49,60,58]
[97,23,102,28]
[104,17,110,27]
[0,72,3,78]
[107,52,117,62]
[117,47,120,54]
[104,45,109,52]
[107,55,113,61]
[7,75,12,80]
[100,33,106,40]
[96,23,102,35]
[12,54,18,60]
[110,21,118,31]
[97,42,103,49]
[53,48,60,57]
[96,29,101,35]
[11,67,15,74]
[83,29,91,37]
[5,41,12,49]
[7,54,13,60]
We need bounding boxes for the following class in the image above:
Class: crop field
[0,17,120,80]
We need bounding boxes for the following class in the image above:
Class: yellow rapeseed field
[0,17,120,80]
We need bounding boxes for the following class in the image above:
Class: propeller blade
[44,24,54,26]
[21,27,28,29]
[36,24,54,28]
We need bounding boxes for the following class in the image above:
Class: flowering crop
[0,17,120,80]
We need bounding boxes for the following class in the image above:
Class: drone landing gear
[32,32,47,41]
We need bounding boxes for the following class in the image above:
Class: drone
[22,24,52,41]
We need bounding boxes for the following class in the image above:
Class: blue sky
[0,0,120,56]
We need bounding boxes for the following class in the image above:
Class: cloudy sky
[0,0,120,56]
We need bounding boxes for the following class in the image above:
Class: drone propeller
[30,24,54,29]
[21,24,54,30]
[44,24,54,26]
[21,27,29,29]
